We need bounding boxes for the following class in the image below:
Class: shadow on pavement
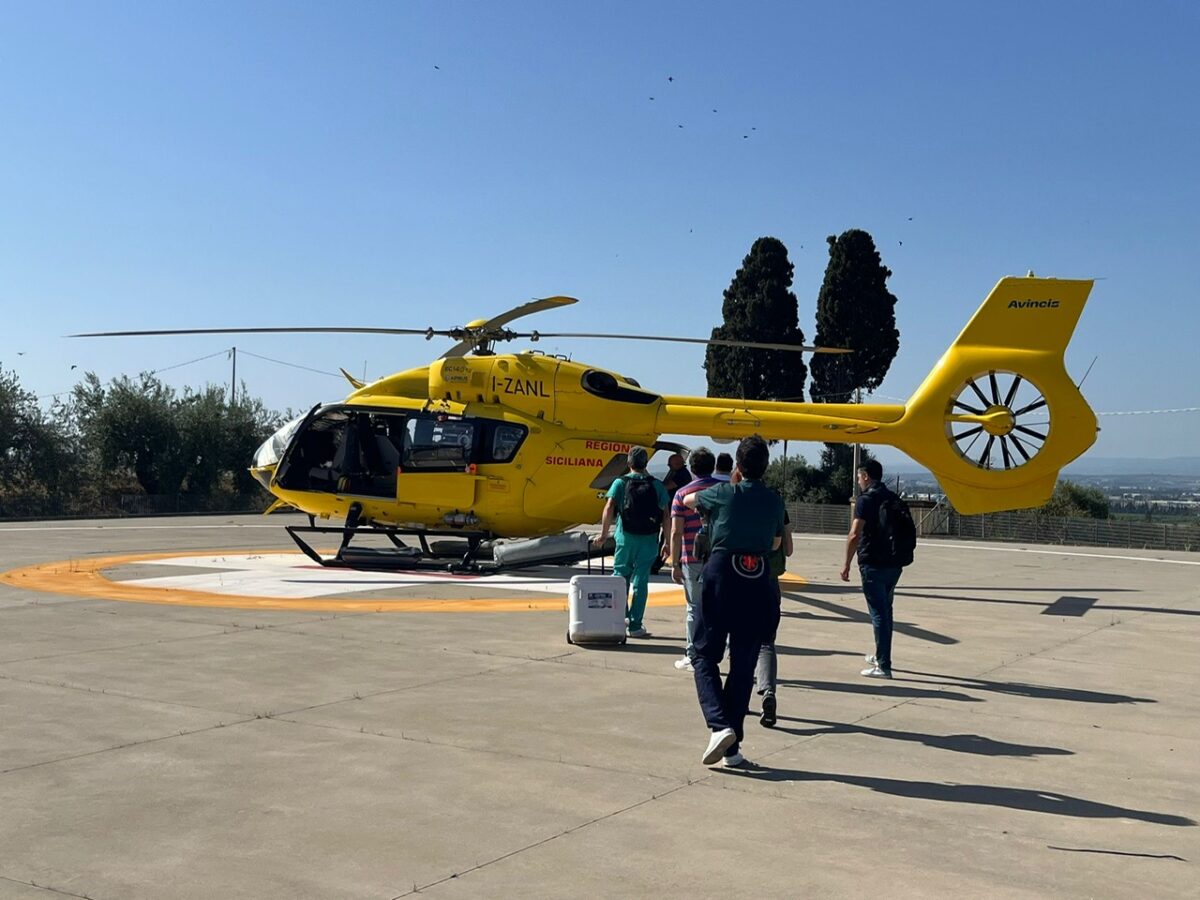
[780,594,958,646]
[770,715,1074,757]
[896,670,1155,705]
[718,768,1197,826]
[777,678,981,702]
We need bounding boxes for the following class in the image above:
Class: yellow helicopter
[76,274,1097,570]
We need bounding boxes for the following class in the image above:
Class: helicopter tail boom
[654,275,1097,514]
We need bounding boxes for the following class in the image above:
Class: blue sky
[2,1,1197,466]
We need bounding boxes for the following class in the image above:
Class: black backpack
[619,475,663,535]
[876,491,917,567]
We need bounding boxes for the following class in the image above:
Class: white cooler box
[567,574,627,645]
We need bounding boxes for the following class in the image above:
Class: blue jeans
[755,577,783,694]
[860,564,902,671]
[681,561,703,658]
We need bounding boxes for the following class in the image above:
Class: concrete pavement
[0,516,1196,898]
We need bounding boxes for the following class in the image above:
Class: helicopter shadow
[896,588,1200,619]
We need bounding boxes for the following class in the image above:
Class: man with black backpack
[840,459,916,679]
[593,446,670,638]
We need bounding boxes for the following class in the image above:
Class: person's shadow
[771,716,1073,758]
[716,766,1195,826]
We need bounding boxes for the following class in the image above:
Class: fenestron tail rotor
[946,370,1051,470]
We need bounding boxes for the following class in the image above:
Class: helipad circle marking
[0,549,803,612]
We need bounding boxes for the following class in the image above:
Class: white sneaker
[861,664,892,679]
[722,751,749,768]
[865,653,877,665]
[673,657,694,671]
[702,728,737,765]
[627,626,650,638]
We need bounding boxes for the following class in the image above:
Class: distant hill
[669,456,1200,480]
[889,456,1200,479]
[1062,456,1200,476]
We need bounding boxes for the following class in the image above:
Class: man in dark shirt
[663,452,693,494]
[653,452,694,575]
[841,459,902,679]
[683,435,784,768]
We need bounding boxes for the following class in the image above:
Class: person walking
[593,447,670,638]
[652,452,693,575]
[841,459,904,678]
[756,505,792,727]
[683,435,784,768]
[667,447,719,671]
[712,452,733,482]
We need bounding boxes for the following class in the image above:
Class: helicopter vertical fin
[894,275,1098,514]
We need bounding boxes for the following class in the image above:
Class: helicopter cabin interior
[275,407,528,498]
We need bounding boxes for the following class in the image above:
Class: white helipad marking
[127,554,679,600]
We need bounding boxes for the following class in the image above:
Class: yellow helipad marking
[0,550,803,613]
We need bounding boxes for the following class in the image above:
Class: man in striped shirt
[668,447,719,672]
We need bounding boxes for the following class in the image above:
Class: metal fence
[785,501,1200,553]
[3,493,1197,552]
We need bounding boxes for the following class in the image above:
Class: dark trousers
[860,564,902,671]
[755,577,783,695]
[693,551,781,755]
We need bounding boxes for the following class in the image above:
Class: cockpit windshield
[253,415,306,470]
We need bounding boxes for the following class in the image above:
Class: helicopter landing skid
[285,524,500,573]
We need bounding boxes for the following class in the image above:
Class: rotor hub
[981,404,1016,436]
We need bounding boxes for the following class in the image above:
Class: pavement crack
[0,716,254,776]
[0,872,101,898]
[389,782,695,897]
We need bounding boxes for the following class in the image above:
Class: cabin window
[403,417,476,471]
[490,424,526,462]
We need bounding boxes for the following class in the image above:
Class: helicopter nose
[250,464,276,491]
[253,415,306,470]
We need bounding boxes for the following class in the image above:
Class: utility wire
[34,347,344,401]
[237,350,343,379]
[146,348,230,375]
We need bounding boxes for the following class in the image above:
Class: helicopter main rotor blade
[439,296,579,358]
[516,332,852,354]
[70,326,457,338]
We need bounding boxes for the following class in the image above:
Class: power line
[34,348,232,400]
[237,350,343,379]
[33,346,344,401]
[147,348,230,375]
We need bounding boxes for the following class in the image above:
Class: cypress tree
[704,237,807,402]
[809,229,899,403]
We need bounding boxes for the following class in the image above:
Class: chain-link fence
[785,501,1200,553]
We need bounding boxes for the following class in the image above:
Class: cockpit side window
[488,423,527,463]
[403,416,476,471]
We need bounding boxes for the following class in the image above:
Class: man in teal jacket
[593,447,670,637]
